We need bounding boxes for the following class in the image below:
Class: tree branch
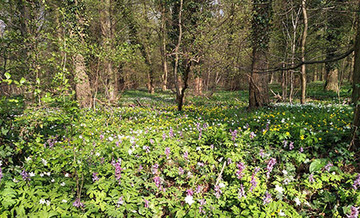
[254,47,354,73]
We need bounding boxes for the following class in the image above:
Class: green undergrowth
[0,85,359,217]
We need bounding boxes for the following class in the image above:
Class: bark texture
[74,54,91,108]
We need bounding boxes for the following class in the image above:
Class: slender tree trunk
[173,0,184,111]
[289,41,295,103]
[194,77,203,96]
[351,2,360,149]
[281,63,288,101]
[300,0,308,104]
[160,3,168,91]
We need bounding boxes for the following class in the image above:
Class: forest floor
[0,82,359,217]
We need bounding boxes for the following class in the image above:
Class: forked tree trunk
[74,54,91,108]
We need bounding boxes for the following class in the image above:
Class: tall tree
[351,1,360,148]
[249,0,272,108]
[300,0,308,104]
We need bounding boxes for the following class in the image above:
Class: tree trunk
[249,0,271,109]
[281,64,287,101]
[194,77,203,96]
[74,54,91,108]
[160,3,168,92]
[289,37,296,103]
[351,2,360,148]
[300,0,308,104]
[324,68,339,92]
[101,0,116,102]
[249,49,270,108]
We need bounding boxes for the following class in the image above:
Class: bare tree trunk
[101,0,116,102]
[194,77,203,96]
[160,3,168,91]
[281,64,288,101]
[74,54,91,108]
[300,0,308,104]
[289,42,295,103]
[324,68,339,92]
[173,0,185,111]
[249,49,270,108]
[351,2,360,149]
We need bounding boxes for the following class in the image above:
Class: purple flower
[143,146,150,153]
[152,163,159,174]
[187,189,194,196]
[353,174,360,190]
[347,206,359,218]
[150,139,155,144]
[259,149,265,158]
[73,198,84,208]
[263,191,272,205]
[178,167,184,175]
[299,147,304,153]
[309,174,315,183]
[199,199,206,214]
[144,199,149,208]
[236,162,246,179]
[250,132,256,139]
[266,158,277,178]
[117,196,124,207]
[169,128,174,138]
[162,133,166,140]
[227,158,232,165]
[289,141,294,150]
[238,184,246,199]
[153,176,161,188]
[138,165,143,172]
[283,140,288,148]
[165,147,171,158]
[0,167,3,183]
[100,134,104,140]
[230,129,237,141]
[114,160,123,184]
[92,172,99,182]
[249,167,260,192]
[20,170,30,181]
[324,162,333,172]
[214,185,222,199]
[196,185,202,194]
[183,151,188,160]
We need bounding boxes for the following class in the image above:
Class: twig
[216,161,227,186]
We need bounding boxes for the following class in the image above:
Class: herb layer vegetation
[0,85,359,217]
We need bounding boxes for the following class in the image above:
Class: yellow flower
[285,132,290,136]
[300,135,305,140]
[319,137,322,141]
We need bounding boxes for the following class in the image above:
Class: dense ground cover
[0,84,359,217]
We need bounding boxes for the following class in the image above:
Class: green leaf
[4,72,11,80]
[309,159,327,173]
[20,77,26,84]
